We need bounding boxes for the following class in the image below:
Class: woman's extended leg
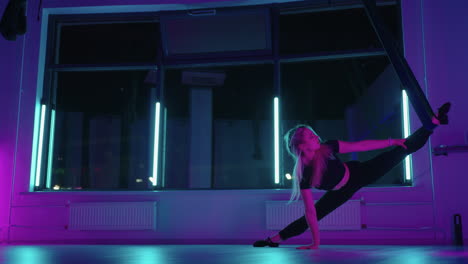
[358,126,433,186]
[358,101,450,185]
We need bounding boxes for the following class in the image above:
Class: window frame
[31,1,409,192]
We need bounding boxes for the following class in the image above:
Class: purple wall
[402,0,468,244]
[0,0,467,245]
[0,0,23,241]
[420,0,468,244]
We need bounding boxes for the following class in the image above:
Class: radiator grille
[69,202,157,231]
[266,200,361,230]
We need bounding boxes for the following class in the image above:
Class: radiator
[69,202,157,231]
[266,200,361,230]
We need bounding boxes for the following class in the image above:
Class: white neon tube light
[35,104,47,187]
[46,109,56,189]
[274,97,280,184]
[152,102,161,186]
[402,90,412,181]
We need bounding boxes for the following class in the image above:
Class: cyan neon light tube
[35,104,47,187]
[152,102,161,186]
[46,109,56,189]
[274,97,280,184]
[402,90,412,181]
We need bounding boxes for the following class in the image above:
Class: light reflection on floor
[1,245,467,264]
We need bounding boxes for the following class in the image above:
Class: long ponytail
[289,151,304,203]
[285,125,332,203]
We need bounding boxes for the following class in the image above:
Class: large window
[32,2,409,191]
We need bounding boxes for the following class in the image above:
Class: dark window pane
[280,5,400,54]
[49,70,153,190]
[163,64,275,189]
[161,9,271,59]
[57,22,159,64]
[281,56,405,187]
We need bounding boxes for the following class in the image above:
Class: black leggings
[278,126,433,240]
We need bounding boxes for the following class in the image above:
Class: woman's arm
[338,139,407,154]
[297,189,320,250]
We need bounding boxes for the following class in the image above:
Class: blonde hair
[284,125,332,202]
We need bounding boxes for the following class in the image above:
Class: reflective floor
[0,245,467,264]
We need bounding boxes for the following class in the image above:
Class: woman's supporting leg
[277,185,359,240]
[278,162,363,240]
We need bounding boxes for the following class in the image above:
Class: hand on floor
[296,244,319,250]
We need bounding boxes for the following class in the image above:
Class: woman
[253,102,451,250]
